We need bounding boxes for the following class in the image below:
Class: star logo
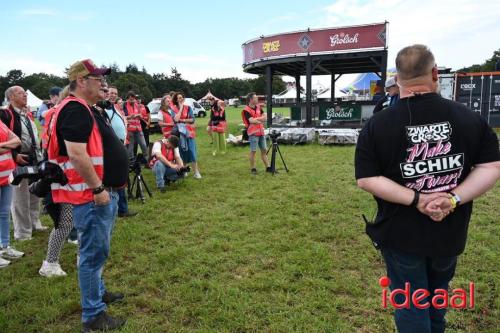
[377,26,386,46]
[298,34,313,51]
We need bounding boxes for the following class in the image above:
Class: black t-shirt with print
[355,93,499,257]
[56,101,129,187]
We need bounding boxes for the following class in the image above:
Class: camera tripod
[128,156,152,203]
[266,137,289,175]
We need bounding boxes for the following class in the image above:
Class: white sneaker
[0,257,10,268]
[194,172,202,179]
[39,260,67,277]
[14,236,32,242]
[67,239,78,245]
[34,225,49,231]
[0,246,24,259]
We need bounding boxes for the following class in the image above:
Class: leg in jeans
[136,131,149,160]
[11,179,33,239]
[73,192,118,323]
[29,191,42,229]
[381,247,432,333]
[163,166,179,182]
[127,131,137,160]
[427,256,457,333]
[117,188,128,215]
[45,204,73,263]
[153,161,167,188]
[0,185,13,247]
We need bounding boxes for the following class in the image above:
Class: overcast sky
[1,0,498,87]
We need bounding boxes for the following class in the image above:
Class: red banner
[242,23,387,65]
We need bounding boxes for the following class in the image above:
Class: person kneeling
[150,135,185,192]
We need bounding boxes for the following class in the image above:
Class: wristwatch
[92,184,105,195]
[450,192,461,208]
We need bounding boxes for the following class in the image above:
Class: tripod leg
[139,174,153,197]
[276,144,289,172]
[136,176,145,203]
[270,143,277,174]
[130,175,139,199]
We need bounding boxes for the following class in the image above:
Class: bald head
[396,44,435,81]
[5,86,27,108]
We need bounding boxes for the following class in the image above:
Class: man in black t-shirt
[355,45,500,333]
[52,59,128,332]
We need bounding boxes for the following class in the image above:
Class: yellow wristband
[449,197,457,209]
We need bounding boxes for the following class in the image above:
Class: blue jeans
[0,185,13,247]
[73,192,118,323]
[381,247,457,333]
[153,161,179,187]
[117,188,128,215]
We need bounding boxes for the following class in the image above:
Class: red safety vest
[172,104,196,138]
[4,105,35,131]
[149,140,175,167]
[0,122,15,186]
[242,105,265,137]
[47,96,104,205]
[160,109,174,138]
[211,108,227,133]
[125,102,142,132]
[41,107,57,150]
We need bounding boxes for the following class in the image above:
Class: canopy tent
[27,90,43,110]
[316,87,346,100]
[341,68,396,93]
[198,90,221,102]
[273,87,305,103]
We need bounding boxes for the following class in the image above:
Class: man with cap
[1,85,46,241]
[122,91,148,162]
[37,86,62,126]
[373,76,400,114]
[47,59,128,331]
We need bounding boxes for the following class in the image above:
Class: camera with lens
[9,161,68,198]
[95,100,112,110]
[268,130,281,141]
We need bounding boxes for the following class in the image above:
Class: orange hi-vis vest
[160,109,174,138]
[0,122,15,186]
[149,140,175,167]
[172,104,196,138]
[47,96,104,205]
[41,106,57,150]
[211,108,227,133]
[242,105,265,137]
[125,102,142,132]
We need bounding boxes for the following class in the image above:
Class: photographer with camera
[0,120,22,266]
[48,59,128,331]
[150,135,186,192]
[1,86,46,241]
[104,86,136,218]
[210,100,227,156]
[242,92,270,175]
[123,91,149,162]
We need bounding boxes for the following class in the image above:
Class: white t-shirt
[152,140,180,159]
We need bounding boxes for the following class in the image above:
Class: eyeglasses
[101,89,109,93]
[85,76,107,84]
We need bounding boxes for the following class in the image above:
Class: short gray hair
[396,44,435,81]
[4,86,17,102]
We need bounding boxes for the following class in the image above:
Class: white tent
[27,90,43,110]
[273,88,305,103]
[316,88,346,100]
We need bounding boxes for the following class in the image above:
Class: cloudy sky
[1,0,498,86]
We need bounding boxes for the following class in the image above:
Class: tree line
[0,63,287,104]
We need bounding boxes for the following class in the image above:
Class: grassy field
[0,106,498,333]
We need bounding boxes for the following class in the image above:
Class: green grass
[0,107,498,332]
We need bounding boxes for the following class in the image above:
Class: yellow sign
[263,40,280,53]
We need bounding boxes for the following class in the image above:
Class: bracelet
[450,191,461,207]
[410,190,420,207]
[92,184,105,195]
[449,197,457,210]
